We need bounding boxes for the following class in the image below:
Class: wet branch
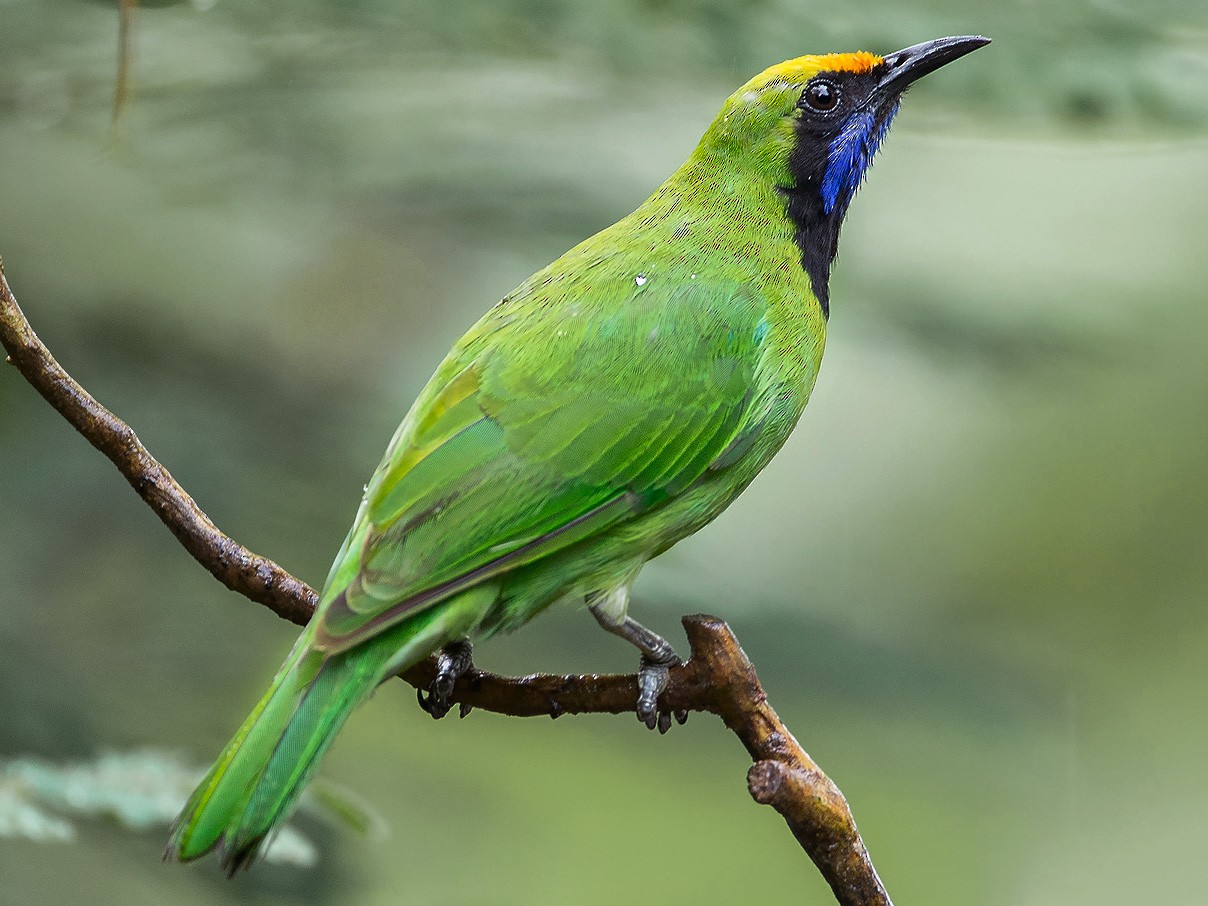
[0,262,891,906]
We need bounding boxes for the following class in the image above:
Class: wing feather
[312,272,770,651]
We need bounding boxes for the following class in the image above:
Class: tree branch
[0,261,892,906]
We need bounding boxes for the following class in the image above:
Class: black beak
[877,35,990,95]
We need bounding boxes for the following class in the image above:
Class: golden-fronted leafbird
[168,35,989,871]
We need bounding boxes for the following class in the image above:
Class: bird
[167,35,989,872]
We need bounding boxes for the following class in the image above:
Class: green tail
[167,586,496,872]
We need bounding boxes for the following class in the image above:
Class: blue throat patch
[819,101,900,214]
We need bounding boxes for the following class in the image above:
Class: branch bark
[0,261,891,906]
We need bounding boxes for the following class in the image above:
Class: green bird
[168,35,989,871]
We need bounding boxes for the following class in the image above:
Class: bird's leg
[588,591,688,733]
[416,638,475,720]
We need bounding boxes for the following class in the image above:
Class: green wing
[312,268,769,651]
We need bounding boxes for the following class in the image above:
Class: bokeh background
[3,1,1208,903]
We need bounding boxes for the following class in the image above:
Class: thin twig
[0,262,892,906]
[0,260,315,624]
[111,0,137,138]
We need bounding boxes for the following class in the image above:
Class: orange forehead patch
[813,51,883,74]
[750,51,883,89]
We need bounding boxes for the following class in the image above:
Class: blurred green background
[3,1,1208,903]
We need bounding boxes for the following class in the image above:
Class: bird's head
[695,35,989,315]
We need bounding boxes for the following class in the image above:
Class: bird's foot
[637,653,689,734]
[587,595,689,733]
[416,639,474,720]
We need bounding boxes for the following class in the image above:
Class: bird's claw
[636,655,686,733]
[416,639,474,720]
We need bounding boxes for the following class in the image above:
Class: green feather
[169,49,848,871]
[168,586,496,871]
[169,34,990,871]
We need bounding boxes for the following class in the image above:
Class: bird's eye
[803,80,840,113]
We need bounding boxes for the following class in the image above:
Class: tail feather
[224,652,373,867]
[167,635,365,870]
[167,585,497,871]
